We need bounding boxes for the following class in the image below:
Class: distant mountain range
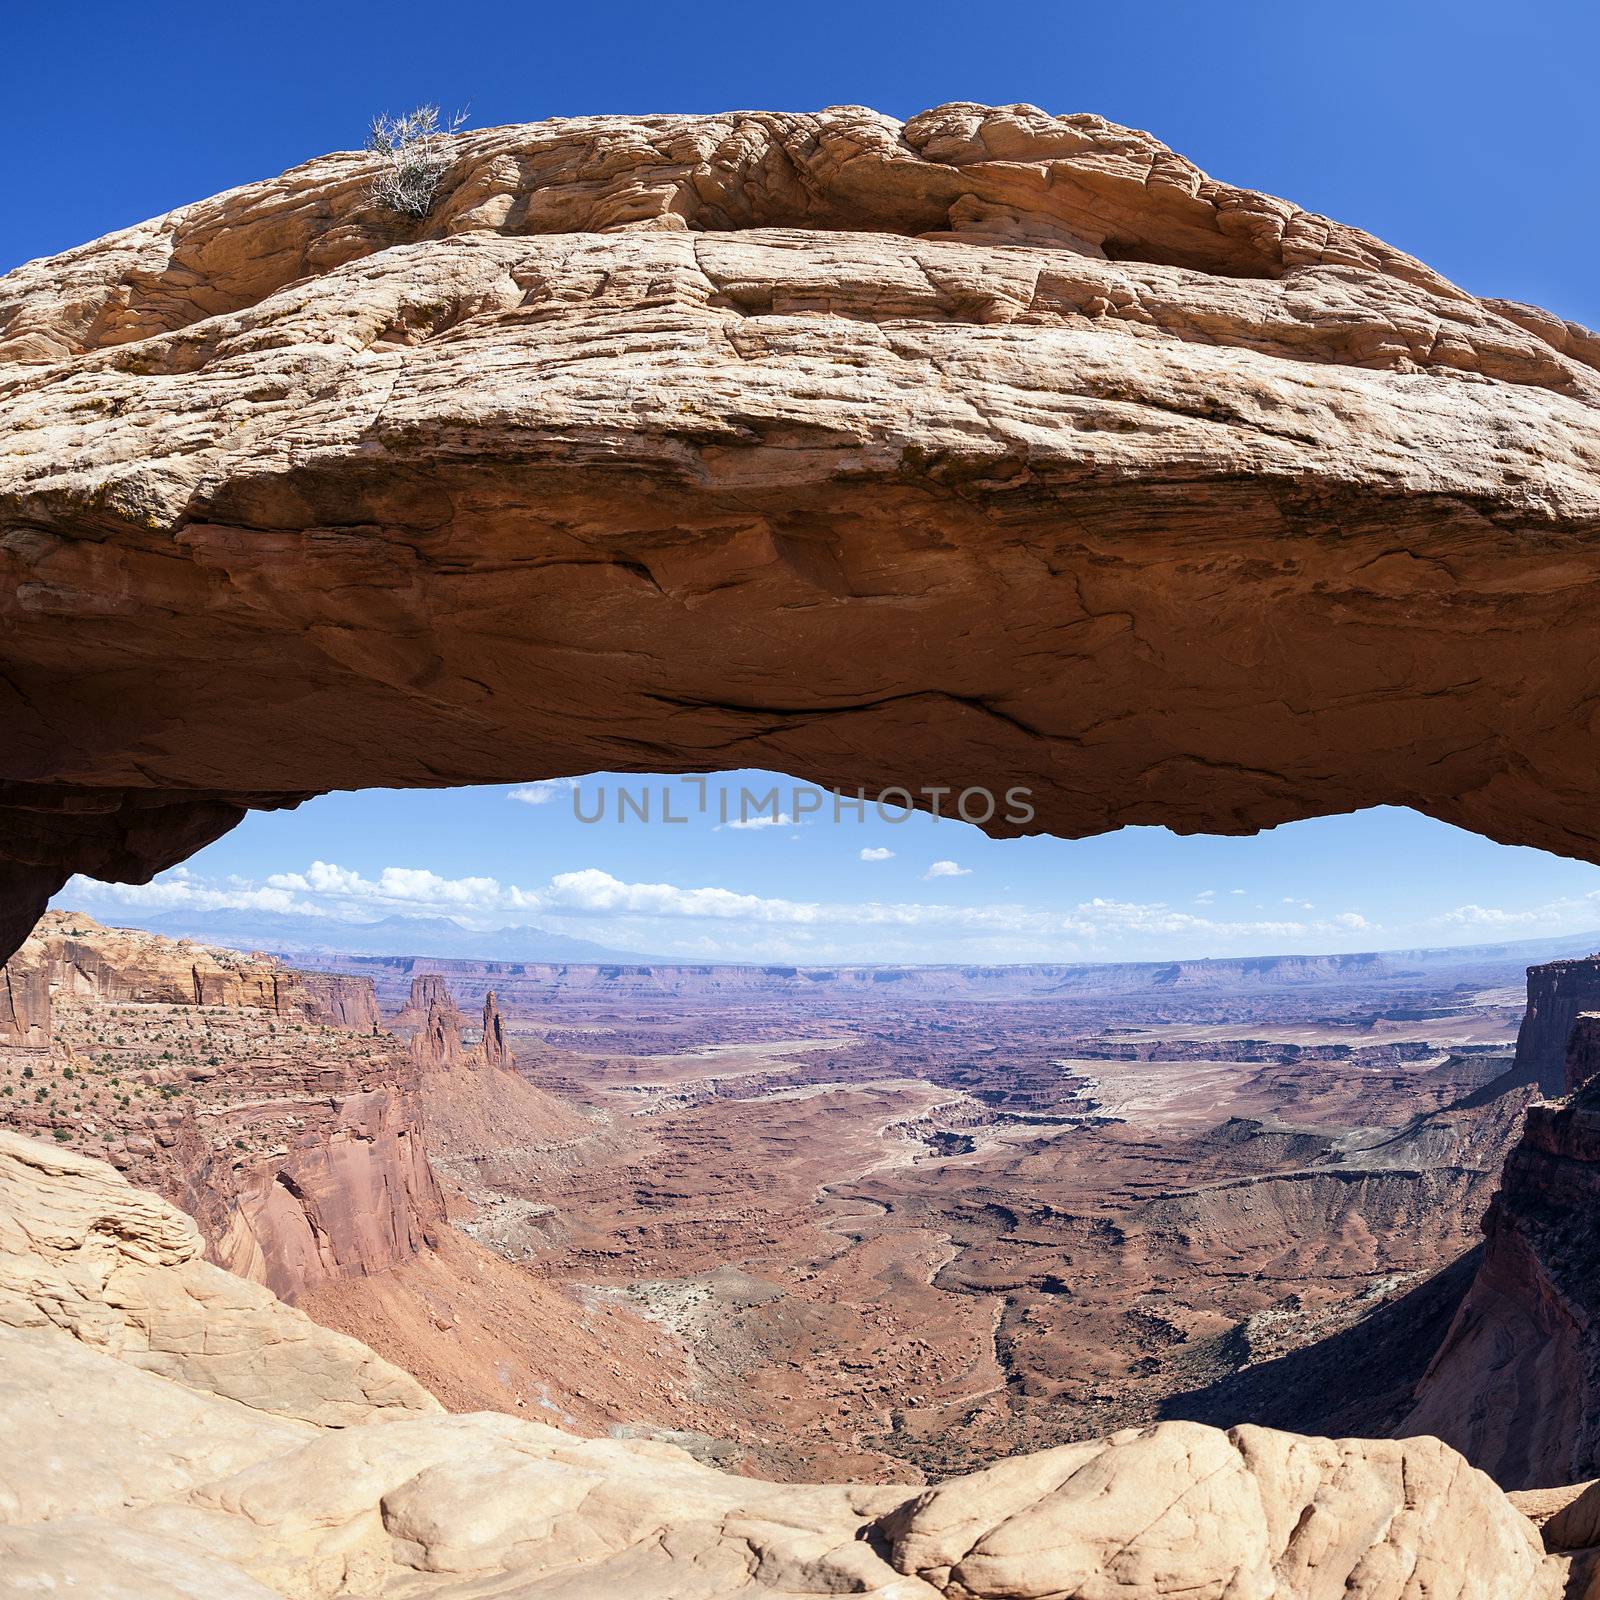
[86,907,666,964]
[50,902,1600,983]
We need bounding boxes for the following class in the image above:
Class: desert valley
[3,909,1593,1497]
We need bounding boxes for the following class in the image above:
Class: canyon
[6,1124,1590,1599]
[1,911,1583,1490]
[8,920,1600,1594]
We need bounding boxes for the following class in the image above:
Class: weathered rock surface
[1511,956,1600,1094]
[0,913,447,1300]
[0,1130,1583,1597]
[480,989,510,1070]
[1404,1033,1600,1489]
[4,104,1600,958]
[0,909,382,1041]
[0,1128,436,1424]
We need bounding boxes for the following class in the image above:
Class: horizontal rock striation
[3,104,1600,958]
[0,1129,1581,1597]
[0,914,446,1301]
[0,1128,436,1424]
[1405,1025,1600,1488]
[1511,956,1600,1094]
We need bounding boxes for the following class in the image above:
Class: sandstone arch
[3,103,1599,962]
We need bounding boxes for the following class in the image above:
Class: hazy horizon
[50,771,1600,966]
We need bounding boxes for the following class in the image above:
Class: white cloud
[1282,897,1315,910]
[60,874,317,918]
[1194,889,1216,903]
[859,847,895,862]
[56,854,1468,966]
[1230,888,1246,896]
[508,779,576,806]
[721,813,792,831]
[924,860,971,880]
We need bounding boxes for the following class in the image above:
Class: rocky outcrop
[479,989,510,1071]
[1,910,383,1024]
[4,104,1600,958]
[1404,1039,1600,1488]
[189,1069,447,1302]
[411,989,466,1072]
[0,1129,435,1424]
[0,953,48,1045]
[0,1130,1584,1597]
[395,972,463,1028]
[402,976,512,1072]
[296,969,382,1032]
[1512,957,1600,1093]
[0,915,447,1302]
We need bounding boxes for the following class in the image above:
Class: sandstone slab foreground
[0,1129,1587,1597]
[2,104,1600,957]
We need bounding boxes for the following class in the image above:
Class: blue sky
[21,1,1600,962]
[63,778,1600,964]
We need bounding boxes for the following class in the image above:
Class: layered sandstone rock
[395,973,464,1030]
[1405,1046,1600,1488]
[411,989,466,1071]
[2,910,381,1027]
[0,914,447,1302]
[0,1128,436,1424]
[1511,957,1600,1093]
[480,989,511,1070]
[0,1131,1583,1597]
[3,105,1600,958]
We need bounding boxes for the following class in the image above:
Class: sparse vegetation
[366,104,468,218]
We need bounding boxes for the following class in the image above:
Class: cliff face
[0,910,382,1031]
[3,104,1600,959]
[1511,957,1600,1093]
[1405,1014,1600,1487]
[0,913,445,1301]
[0,1130,1582,1599]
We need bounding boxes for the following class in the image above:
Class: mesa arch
[3,102,1599,964]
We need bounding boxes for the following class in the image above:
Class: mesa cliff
[1511,955,1600,1093]
[1404,1010,1600,1487]
[0,1127,1588,1599]
[0,915,701,1437]
[0,911,444,1300]
[3,104,1600,960]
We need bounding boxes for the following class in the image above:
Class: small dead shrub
[366,104,469,218]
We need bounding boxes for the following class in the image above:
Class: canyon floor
[0,917,1560,1493]
[7,913,1600,1599]
[479,996,1533,1479]
[289,943,1544,1484]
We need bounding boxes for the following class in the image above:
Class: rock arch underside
[6,103,1600,1597]
[3,102,1600,965]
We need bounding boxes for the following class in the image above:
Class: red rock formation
[395,973,462,1029]
[296,970,382,1033]
[178,1062,446,1302]
[0,954,49,1046]
[1,911,384,1022]
[479,989,511,1071]
[410,991,466,1072]
[3,106,1600,959]
[0,915,445,1302]
[1405,1014,1600,1487]
[1511,958,1600,1093]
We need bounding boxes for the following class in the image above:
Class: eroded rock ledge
[0,1128,1587,1597]
[4,103,1600,958]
